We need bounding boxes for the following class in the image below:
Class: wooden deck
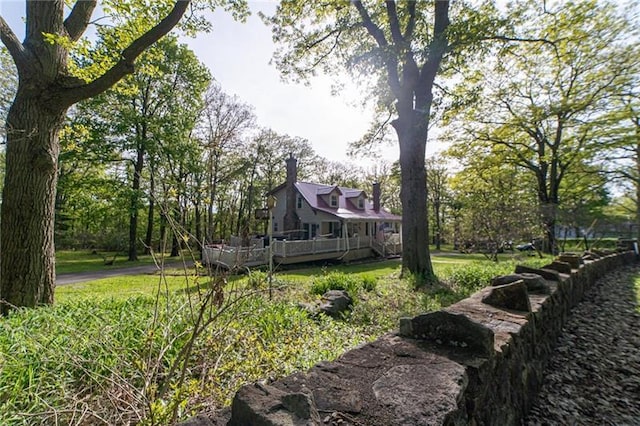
[202,235,401,270]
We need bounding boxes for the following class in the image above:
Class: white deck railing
[271,236,371,258]
[203,235,401,267]
[202,245,268,269]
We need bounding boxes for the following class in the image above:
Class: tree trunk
[159,212,167,252]
[434,200,442,251]
[194,202,202,245]
[395,112,434,283]
[215,198,225,240]
[144,168,155,255]
[636,139,640,243]
[350,0,447,284]
[170,204,181,257]
[128,146,144,261]
[540,202,558,254]
[206,153,220,243]
[1,97,64,313]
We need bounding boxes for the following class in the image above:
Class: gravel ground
[524,264,640,425]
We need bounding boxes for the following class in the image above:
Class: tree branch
[64,0,97,42]
[0,15,29,73]
[385,1,403,46]
[417,0,450,90]
[351,1,401,98]
[62,0,191,106]
[402,1,416,40]
[351,1,387,48]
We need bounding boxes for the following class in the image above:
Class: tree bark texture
[395,113,434,281]
[636,136,640,243]
[1,97,64,313]
[540,202,558,254]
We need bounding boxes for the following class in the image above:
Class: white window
[358,197,364,209]
[330,194,338,207]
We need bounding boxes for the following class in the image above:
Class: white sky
[0,1,403,164]
[191,2,387,163]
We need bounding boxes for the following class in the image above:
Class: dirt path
[56,261,194,286]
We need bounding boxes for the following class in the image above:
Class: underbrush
[0,283,374,425]
[310,271,378,296]
[1,255,552,425]
[439,257,549,298]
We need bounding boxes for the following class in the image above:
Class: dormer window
[358,197,364,209]
[330,194,338,207]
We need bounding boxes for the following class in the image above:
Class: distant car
[516,242,536,252]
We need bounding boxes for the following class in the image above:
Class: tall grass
[0,281,374,424]
[1,254,553,424]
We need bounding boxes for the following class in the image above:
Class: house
[266,155,402,263]
[203,155,402,268]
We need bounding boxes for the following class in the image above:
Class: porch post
[343,220,348,251]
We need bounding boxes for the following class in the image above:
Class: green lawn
[55,249,195,275]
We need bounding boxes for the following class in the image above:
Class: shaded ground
[525,265,640,425]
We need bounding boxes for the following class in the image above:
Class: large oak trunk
[1,96,64,313]
[395,113,435,282]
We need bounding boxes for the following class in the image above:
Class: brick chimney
[283,154,299,232]
[286,153,297,185]
[372,182,381,212]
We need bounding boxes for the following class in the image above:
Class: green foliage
[58,35,211,253]
[0,284,371,424]
[247,270,268,290]
[441,262,509,296]
[0,47,16,130]
[310,271,377,297]
[558,238,619,252]
[446,153,541,254]
[440,258,549,297]
[442,0,638,252]
[310,271,359,295]
[0,296,182,424]
[360,274,377,292]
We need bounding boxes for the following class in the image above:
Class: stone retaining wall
[185,250,636,426]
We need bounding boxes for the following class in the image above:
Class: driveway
[56,261,194,286]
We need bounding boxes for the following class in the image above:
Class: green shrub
[360,274,378,292]
[0,287,373,425]
[438,257,553,297]
[310,271,360,295]
[440,262,513,296]
[421,288,461,311]
[309,271,378,297]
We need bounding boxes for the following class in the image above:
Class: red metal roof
[294,181,401,222]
